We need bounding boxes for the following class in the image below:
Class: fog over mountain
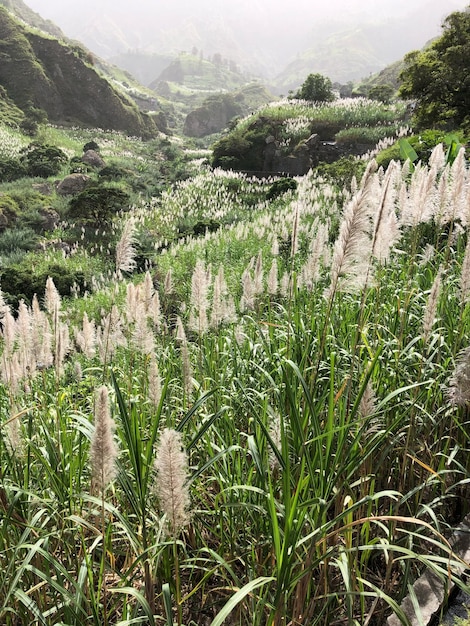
[24,0,470,80]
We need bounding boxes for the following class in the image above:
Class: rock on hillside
[183,94,243,137]
[0,7,160,137]
[184,83,276,138]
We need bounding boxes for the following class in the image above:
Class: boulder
[81,149,105,169]
[56,173,91,196]
[37,207,60,231]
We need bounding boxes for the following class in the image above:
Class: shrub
[375,130,466,168]
[68,184,131,225]
[0,195,19,231]
[315,156,367,187]
[0,262,85,308]
[266,177,298,200]
[83,140,100,153]
[69,156,91,174]
[19,144,68,178]
[0,226,36,254]
[0,157,26,182]
[98,164,127,181]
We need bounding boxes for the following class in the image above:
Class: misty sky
[26,0,469,36]
[23,0,470,80]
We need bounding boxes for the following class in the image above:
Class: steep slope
[0,7,159,137]
[0,0,63,38]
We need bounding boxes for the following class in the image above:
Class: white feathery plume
[422,267,443,341]
[126,283,139,324]
[149,292,162,331]
[267,258,279,295]
[148,355,162,408]
[154,428,190,534]
[44,276,61,316]
[290,200,300,258]
[15,301,32,372]
[434,167,451,226]
[449,147,468,224]
[1,308,16,355]
[142,271,154,311]
[55,323,70,375]
[271,237,279,256]
[326,160,376,298]
[280,271,291,298]
[97,305,125,364]
[371,161,401,263]
[115,218,137,274]
[359,382,377,420]
[240,264,256,312]
[253,251,264,295]
[301,220,329,289]
[188,259,209,335]
[131,305,155,355]
[210,266,235,328]
[75,312,96,358]
[448,348,470,407]
[428,143,446,172]
[90,385,118,492]
[74,360,83,382]
[460,237,470,304]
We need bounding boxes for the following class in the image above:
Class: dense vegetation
[212,97,410,171]
[0,5,469,626]
[399,7,470,132]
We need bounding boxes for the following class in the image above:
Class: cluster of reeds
[1,143,470,625]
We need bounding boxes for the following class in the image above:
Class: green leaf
[399,138,418,164]
[209,577,275,626]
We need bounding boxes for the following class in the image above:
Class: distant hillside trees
[399,7,470,131]
[291,73,335,102]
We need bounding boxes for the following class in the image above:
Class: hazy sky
[28,0,393,18]
[24,0,470,77]
[26,0,468,30]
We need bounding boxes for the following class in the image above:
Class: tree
[368,84,394,104]
[293,73,335,102]
[399,7,470,131]
[19,144,68,178]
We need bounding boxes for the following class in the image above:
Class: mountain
[0,5,161,136]
[273,0,468,89]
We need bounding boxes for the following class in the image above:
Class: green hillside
[0,0,63,38]
[0,6,161,137]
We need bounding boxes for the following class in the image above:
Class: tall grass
[0,144,469,624]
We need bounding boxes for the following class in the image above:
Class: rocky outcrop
[81,150,105,169]
[184,95,243,138]
[56,174,91,196]
[263,133,370,176]
[37,207,60,231]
